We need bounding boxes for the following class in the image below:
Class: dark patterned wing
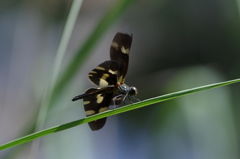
[83,87,114,131]
[110,30,132,83]
[88,60,119,87]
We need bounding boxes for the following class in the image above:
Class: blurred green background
[1,0,240,159]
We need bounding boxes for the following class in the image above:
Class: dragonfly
[72,28,139,131]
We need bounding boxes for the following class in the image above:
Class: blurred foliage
[30,0,71,23]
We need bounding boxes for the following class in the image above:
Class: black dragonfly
[72,28,139,131]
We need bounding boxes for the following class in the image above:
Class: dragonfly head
[129,86,138,96]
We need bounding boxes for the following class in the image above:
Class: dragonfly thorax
[117,84,138,96]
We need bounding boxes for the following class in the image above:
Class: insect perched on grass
[72,28,139,131]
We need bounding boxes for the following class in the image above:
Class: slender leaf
[0,78,240,151]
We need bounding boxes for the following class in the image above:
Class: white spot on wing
[121,46,129,54]
[83,101,90,105]
[109,69,117,75]
[96,66,105,70]
[118,75,124,83]
[99,107,108,113]
[99,79,108,87]
[111,41,119,49]
[86,110,95,116]
[101,74,109,80]
[90,71,97,74]
[97,94,104,103]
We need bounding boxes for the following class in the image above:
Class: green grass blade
[51,0,136,104]
[1,78,240,150]
[28,0,84,157]
[34,0,84,133]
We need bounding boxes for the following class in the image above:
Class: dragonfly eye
[129,86,137,96]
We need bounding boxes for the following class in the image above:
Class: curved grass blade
[1,78,240,151]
